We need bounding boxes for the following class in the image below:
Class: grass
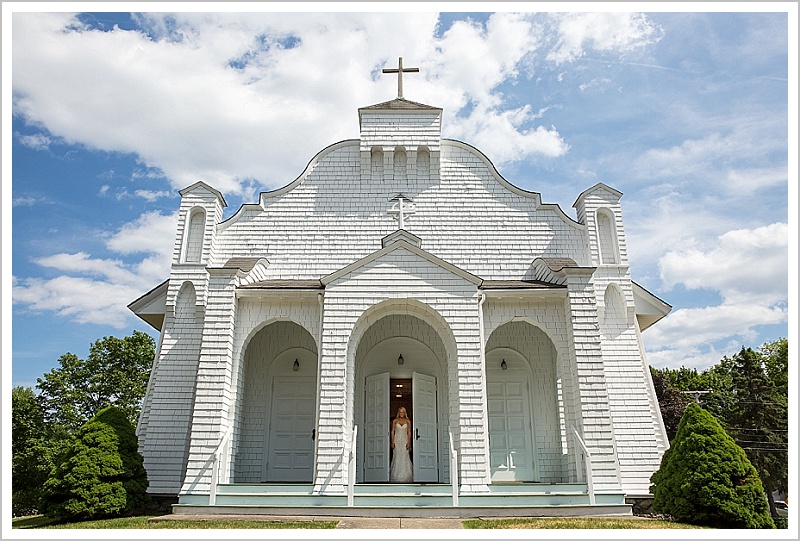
[13,514,709,530]
[463,517,708,529]
[12,514,338,529]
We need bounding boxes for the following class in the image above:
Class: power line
[725,427,788,432]
[734,438,789,447]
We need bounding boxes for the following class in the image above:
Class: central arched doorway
[352,307,453,484]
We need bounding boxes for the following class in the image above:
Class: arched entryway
[350,302,455,484]
[485,321,566,483]
[233,320,318,483]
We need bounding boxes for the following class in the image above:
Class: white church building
[129,62,671,516]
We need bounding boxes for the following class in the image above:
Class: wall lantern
[293,359,300,372]
[398,354,404,365]
[501,359,507,370]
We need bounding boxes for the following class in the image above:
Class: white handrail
[209,425,233,506]
[347,425,358,507]
[449,431,459,507]
[571,426,595,505]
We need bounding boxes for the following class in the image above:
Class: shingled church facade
[129,63,671,515]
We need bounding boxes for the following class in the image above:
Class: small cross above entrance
[382,57,419,99]
[387,194,417,229]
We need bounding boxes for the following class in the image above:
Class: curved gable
[441,140,583,230]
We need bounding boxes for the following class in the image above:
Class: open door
[412,372,438,482]
[363,372,390,482]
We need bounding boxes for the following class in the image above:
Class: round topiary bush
[42,406,150,522]
[650,402,774,529]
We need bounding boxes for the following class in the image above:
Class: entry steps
[173,482,631,517]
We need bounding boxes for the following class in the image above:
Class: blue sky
[4,5,796,391]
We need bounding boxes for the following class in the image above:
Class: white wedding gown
[390,422,413,483]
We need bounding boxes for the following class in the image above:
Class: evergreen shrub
[42,406,150,522]
[650,402,774,529]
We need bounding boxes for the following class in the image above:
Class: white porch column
[312,291,348,494]
[562,268,622,493]
[180,269,239,496]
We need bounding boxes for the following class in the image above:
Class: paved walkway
[149,514,465,529]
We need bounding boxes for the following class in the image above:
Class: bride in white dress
[390,407,413,483]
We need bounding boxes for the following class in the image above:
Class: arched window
[596,209,619,265]
[371,147,384,182]
[394,146,407,184]
[184,208,205,263]
[416,146,430,183]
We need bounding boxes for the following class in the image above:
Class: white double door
[363,371,438,482]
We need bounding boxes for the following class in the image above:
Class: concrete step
[175,482,629,515]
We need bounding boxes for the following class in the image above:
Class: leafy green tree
[13,386,47,515]
[42,406,150,522]
[36,331,156,430]
[11,386,73,516]
[693,362,735,423]
[652,339,788,521]
[649,367,689,441]
[721,342,788,517]
[651,402,774,529]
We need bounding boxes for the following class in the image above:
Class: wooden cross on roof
[382,57,419,99]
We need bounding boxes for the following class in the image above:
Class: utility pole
[681,390,711,405]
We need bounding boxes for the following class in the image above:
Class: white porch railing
[347,425,358,506]
[449,431,459,507]
[209,425,233,506]
[571,426,595,505]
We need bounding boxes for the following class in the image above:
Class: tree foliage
[36,331,156,430]
[650,403,775,529]
[720,342,788,514]
[651,338,788,519]
[11,387,73,516]
[649,367,689,441]
[41,406,150,522]
[12,332,156,517]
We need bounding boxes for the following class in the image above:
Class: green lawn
[463,517,708,529]
[12,514,708,530]
[12,514,338,529]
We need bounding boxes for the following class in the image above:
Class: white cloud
[12,275,146,328]
[644,303,787,353]
[105,210,177,258]
[449,104,570,162]
[578,77,611,92]
[643,301,788,371]
[17,132,53,151]
[133,190,173,202]
[645,342,739,372]
[545,12,663,65]
[640,222,789,369]
[35,252,140,286]
[633,115,787,188]
[723,167,788,194]
[12,196,44,207]
[659,222,788,305]
[12,211,177,328]
[12,11,662,194]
